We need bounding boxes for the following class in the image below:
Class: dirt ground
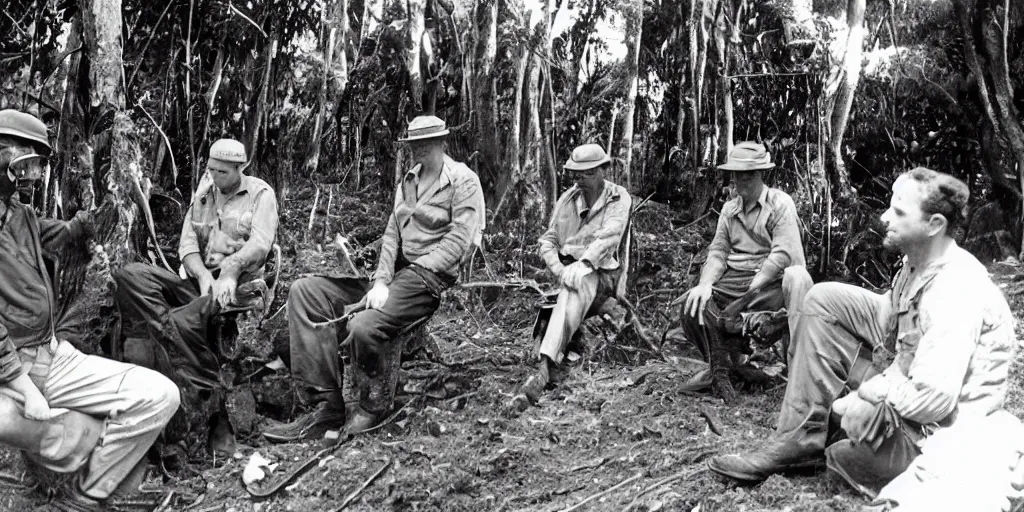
[3,205,1024,512]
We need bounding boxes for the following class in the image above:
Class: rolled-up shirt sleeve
[220,189,280,278]
[0,323,22,384]
[179,201,201,261]
[756,194,801,283]
[699,211,731,285]
[538,197,567,272]
[371,193,402,285]
[884,276,980,424]
[412,173,483,275]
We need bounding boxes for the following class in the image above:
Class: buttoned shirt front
[179,174,279,279]
[705,185,804,283]
[538,180,632,272]
[373,155,484,284]
[878,244,1014,426]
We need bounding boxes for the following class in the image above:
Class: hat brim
[398,129,450,142]
[717,161,775,171]
[564,156,611,171]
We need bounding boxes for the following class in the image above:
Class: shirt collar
[572,180,619,216]
[728,185,770,217]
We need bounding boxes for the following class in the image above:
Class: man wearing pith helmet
[674,141,812,402]
[113,138,279,393]
[0,109,180,512]
[509,143,632,411]
[265,115,484,441]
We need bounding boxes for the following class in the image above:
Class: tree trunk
[712,0,733,165]
[405,0,426,113]
[307,8,336,176]
[474,0,499,191]
[245,36,277,168]
[620,0,644,190]
[692,0,713,174]
[492,44,531,221]
[524,54,547,219]
[543,0,559,211]
[825,0,865,204]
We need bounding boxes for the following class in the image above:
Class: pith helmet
[209,138,247,163]
[564,144,611,171]
[0,109,51,155]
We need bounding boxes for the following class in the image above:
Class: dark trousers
[288,262,452,415]
[112,262,221,389]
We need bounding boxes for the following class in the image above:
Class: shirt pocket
[414,190,452,231]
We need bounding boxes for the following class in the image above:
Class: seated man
[264,115,484,442]
[676,141,811,401]
[708,169,1016,509]
[0,109,180,512]
[512,144,631,409]
[113,139,279,390]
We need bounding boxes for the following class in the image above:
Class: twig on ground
[622,467,708,511]
[459,280,547,296]
[443,390,479,403]
[356,395,423,435]
[699,404,724,436]
[153,490,175,512]
[557,472,642,512]
[333,458,393,511]
[184,493,206,510]
[569,456,608,473]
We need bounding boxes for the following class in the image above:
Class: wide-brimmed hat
[398,115,450,142]
[564,143,611,171]
[717,141,775,171]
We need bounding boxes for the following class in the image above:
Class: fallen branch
[568,456,608,473]
[698,404,724,436]
[459,280,546,296]
[246,434,355,499]
[333,458,393,511]
[557,472,642,512]
[622,467,708,511]
[311,299,367,329]
[675,211,711,232]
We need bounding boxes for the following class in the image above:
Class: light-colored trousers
[17,340,180,499]
[538,270,618,364]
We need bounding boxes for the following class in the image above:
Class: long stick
[306,186,320,242]
[557,472,641,512]
[333,458,393,511]
[136,102,179,191]
[622,467,706,512]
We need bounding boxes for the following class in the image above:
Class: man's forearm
[6,372,44,402]
[182,253,210,279]
[698,255,726,286]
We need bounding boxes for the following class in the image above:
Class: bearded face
[0,136,48,204]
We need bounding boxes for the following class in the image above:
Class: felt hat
[564,143,611,171]
[0,109,50,154]
[398,115,450,142]
[209,138,248,163]
[717,141,775,171]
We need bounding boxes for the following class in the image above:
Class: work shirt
[538,180,632,272]
[0,200,92,384]
[179,174,279,279]
[373,155,484,284]
[877,244,1014,426]
[705,185,804,284]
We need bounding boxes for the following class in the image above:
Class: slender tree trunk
[620,0,644,190]
[825,0,865,204]
[493,44,531,220]
[405,0,426,113]
[524,54,546,217]
[245,36,277,168]
[307,8,336,175]
[475,0,499,191]
[712,0,733,164]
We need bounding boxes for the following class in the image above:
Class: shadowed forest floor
[2,202,1024,512]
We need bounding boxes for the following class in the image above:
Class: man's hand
[196,270,215,297]
[365,281,390,310]
[857,376,891,404]
[683,284,714,326]
[22,388,53,421]
[549,261,566,280]
[211,275,238,309]
[560,262,593,291]
[836,394,879,443]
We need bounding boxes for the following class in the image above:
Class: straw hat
[717,141,775,171]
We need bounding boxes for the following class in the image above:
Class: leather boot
[707,439,822,482]
[344,407,380,434]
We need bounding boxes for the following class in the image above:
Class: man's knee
[801,282,849,316]
[347,311,381,343]
[112,262,151,287]
[783,266,813,295]
[132,369,181,420]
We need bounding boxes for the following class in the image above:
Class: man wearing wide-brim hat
[266,115,484,441]
[673,141,812,402]
[509,143,632,412]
